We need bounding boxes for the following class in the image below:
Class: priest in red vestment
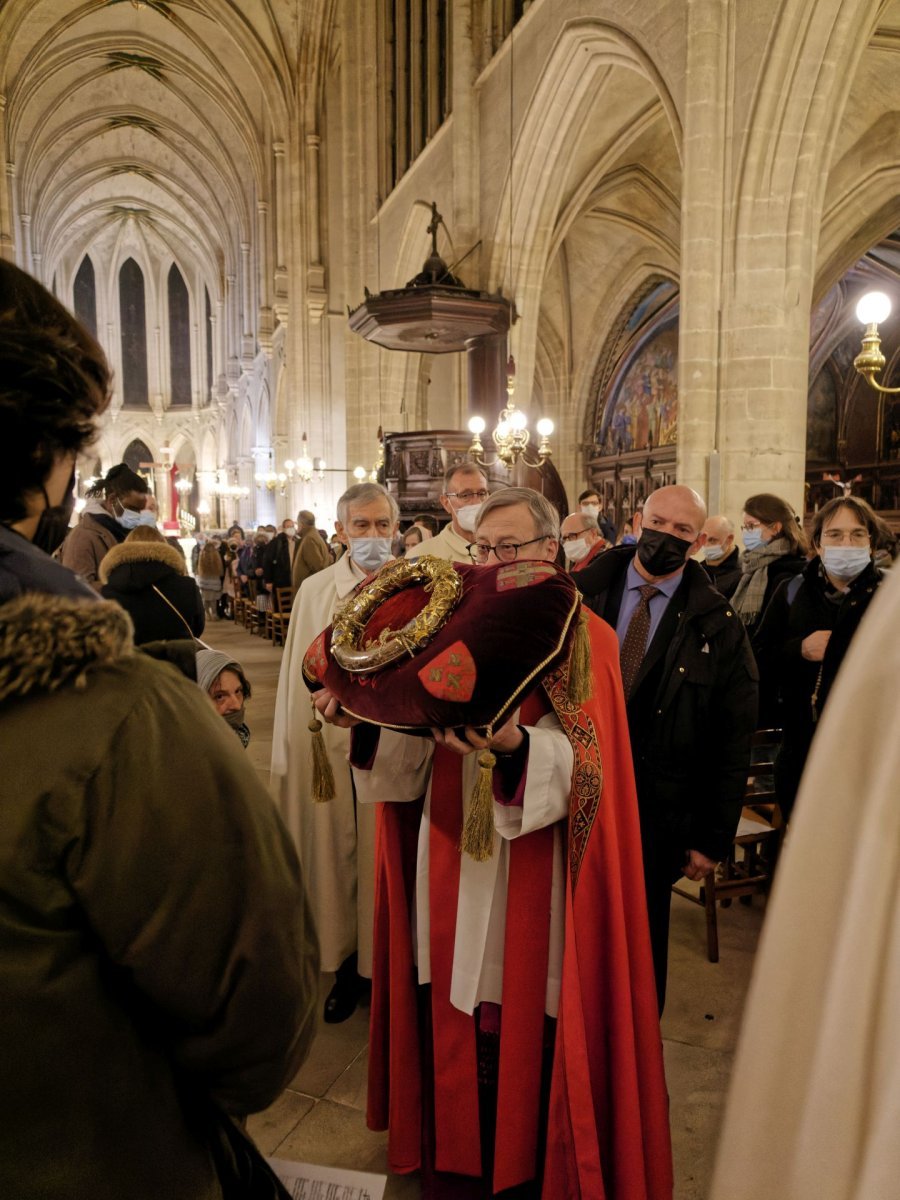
[310,488,672,1200]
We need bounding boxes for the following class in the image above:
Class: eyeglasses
[445,489,490,504]
[467,536,549,564]
[740,522,768,533]
[561,529,590,543]
[820,529,870,546]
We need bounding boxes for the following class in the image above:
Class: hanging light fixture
[467,355,554,468]
[284,433,326,483]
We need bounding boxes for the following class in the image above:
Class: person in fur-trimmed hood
[0,260,319,1200]
[100,525,205,644]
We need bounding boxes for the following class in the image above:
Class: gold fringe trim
[461,732,496,862]
[566,609,593,704]
[309,698,336,802]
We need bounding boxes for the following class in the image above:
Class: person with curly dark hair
[0,261,111,601]
[0,262,318,1200]
[58,461,152,589]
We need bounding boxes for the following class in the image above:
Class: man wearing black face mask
[576,485,758,1010]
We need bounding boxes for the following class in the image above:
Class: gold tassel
[309,699,336,802]
[460,731,496,863]
[566,609,593,704]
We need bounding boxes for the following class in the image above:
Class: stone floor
[203,615,764,1200]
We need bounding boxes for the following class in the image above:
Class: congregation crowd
[2,258,899,1200]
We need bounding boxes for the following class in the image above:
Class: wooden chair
[271,586,295,647]
[242,581,261,634]
[233,590,247,628]
[672,729,784,963]
[266,586,294,643]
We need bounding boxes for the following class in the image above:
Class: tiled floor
[205,616,763,1200]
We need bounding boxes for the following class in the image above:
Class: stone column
[273,141,288,314]
[258,200,273,347]
[20,212,32,274]
[0,96,12,262]
[676,0,729,509]
[2,159,15,264]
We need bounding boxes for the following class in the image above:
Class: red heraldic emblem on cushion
[302,556,581,732]
[417,640,477,702]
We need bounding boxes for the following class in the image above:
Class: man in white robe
[711,558,900,1200]
[271,481,399,1022]
[407,462,489,564]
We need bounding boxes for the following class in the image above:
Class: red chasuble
[365,612,672,1199]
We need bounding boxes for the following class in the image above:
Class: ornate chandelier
[284,433,325,484]
[467,355,554,469]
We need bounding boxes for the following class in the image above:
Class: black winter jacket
[752,557,882,815]
[100,540,205,644]
[577,547,759,861]
[703,547,743,599]
[263,532,294,589]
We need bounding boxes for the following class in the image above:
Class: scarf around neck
[731,535,791,625]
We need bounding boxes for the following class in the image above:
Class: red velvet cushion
[303,558,580,732]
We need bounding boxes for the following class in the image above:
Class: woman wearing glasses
[754,495,884,819]
[731,493,809,637]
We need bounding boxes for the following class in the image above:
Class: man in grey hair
[270,481,399,1023]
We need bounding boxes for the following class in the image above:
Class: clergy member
[408,462,489,564]
[314,488,672,1200]
[271,481,399,1022]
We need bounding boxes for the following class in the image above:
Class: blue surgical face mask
[137,508,158,528]
[821,546,870,582]
[742,530,764,552]
[117,507,145,530]
[350,536,394,573]
[704,543,725,562]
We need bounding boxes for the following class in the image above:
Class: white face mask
[821,546,870,582]
[562,538,591,563]
[284,527,296,538]
[581,504,600,519]
[350,536,394,573]
[455,503,482,533]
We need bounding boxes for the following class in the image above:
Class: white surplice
[270,553,376,975]
[352,712,573,1016]
[407,522,472,565]
[711,562,900,1200]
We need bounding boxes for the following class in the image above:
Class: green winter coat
[0,593,319,1200]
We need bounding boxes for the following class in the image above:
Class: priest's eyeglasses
[467,536,550,564]
[445,489,490,503]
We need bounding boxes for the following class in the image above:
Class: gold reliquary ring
[330,554,464,675]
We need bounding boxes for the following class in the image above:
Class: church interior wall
[3,1,900,535]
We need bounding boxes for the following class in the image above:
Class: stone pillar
[240,241,254,362]
[257,200,273,347]
[20,212,32,274]
[3,159,16,264]
[0,96,12,262]
[273,141,288,313]
[154,466,173,524]
[306,133,322,266]
[676,0,729,509]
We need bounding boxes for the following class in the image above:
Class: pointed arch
[73,254,97,338]
[119,257,149,408]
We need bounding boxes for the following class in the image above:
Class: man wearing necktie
[577,485,758,1010]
